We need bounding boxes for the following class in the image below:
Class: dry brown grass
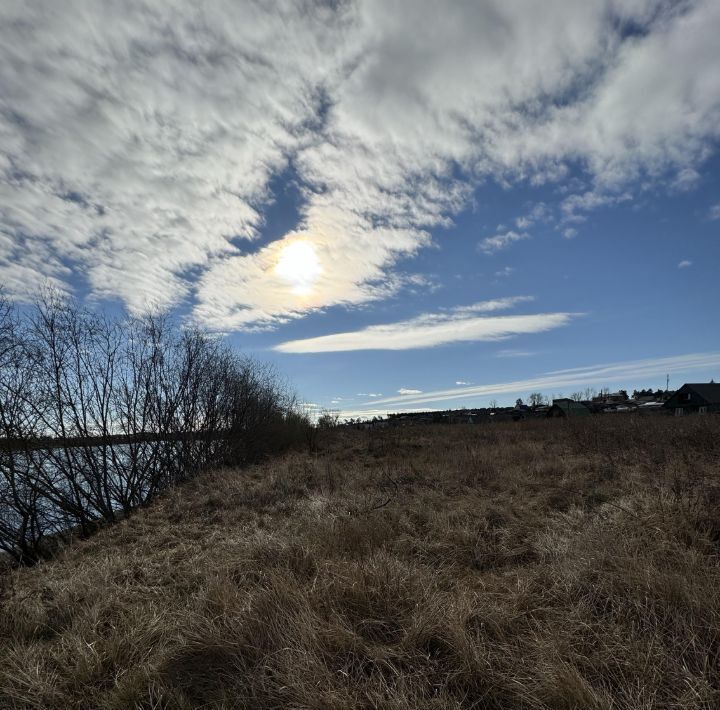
[1,416,720,709]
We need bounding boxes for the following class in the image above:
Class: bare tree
[317,409,341,429]
[0,291,310,565]
[0,292,46,562]
[528,392,545,408]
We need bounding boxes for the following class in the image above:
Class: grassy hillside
[1,417,720,709]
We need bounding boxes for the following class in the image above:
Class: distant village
[334,381,720,429]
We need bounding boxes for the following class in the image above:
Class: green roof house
[548,398,592,418]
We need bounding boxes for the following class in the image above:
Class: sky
[1,0,719,419]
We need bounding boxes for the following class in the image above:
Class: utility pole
[666,374,669,393]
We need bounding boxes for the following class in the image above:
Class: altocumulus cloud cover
[1,1,720,412]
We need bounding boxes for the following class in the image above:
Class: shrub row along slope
[1,417,719,709]
[0,291,308,564]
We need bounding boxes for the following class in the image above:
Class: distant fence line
[0,291,308,565]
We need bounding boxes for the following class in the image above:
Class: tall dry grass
[1,416,719,709]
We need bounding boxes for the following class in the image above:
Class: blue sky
[1,1,719,418]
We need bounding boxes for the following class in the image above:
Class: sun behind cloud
[274,240,322,295]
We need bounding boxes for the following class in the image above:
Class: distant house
[592,391,629,404]
[512,403,530,421]
[531,405,551,418]
[548,398,591,418]
[636,401,665,415]
[664,383,720,416]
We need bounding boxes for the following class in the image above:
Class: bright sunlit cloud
[274,240,322,295]
[1,1,719,326]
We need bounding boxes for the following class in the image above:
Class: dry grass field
[1,417,720,709]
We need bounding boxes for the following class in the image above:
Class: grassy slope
[1,418,720,709]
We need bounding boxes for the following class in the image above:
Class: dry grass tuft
[2,417,720,708]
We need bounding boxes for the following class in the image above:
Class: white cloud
[709,204,720,221]
[495,266,515,278]
[0,1,343,313]
[274,299,577,353]
[515,203,550,230]
[455,380,471,386]
[1,1,719,327]
[563,228,578,239]
[496,349,535,358]
[360,352,720,409]
[398,388,422,395]
[337,406,430,421]
[678,260,692,269]
[192,218,429,330]
[451,296,534,314]
[671,168,701,192]
[561,190,632,223]
[478,231,530,254]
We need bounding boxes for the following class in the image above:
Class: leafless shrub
[0,290,309,564]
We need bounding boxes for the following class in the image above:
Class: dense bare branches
[0,291,307,564]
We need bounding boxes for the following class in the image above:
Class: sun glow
[274,240,322,295]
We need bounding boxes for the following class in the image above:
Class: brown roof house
[664,383,720,416]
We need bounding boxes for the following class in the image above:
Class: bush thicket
[0,290,308,564]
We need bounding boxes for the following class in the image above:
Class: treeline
[0,291,309,564]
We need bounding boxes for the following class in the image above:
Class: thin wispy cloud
[398,388,423,395]
[671,168,701,193]
[1,1,717,328]
[496,349,535,358]
[678,260,692,269]
[337,406,432,421]
[451,296,535,314]
[360,352,720,409]
[561,191,633,224]
[515,203,549,230]
[478,231,530,254]
[274,299,577,353]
